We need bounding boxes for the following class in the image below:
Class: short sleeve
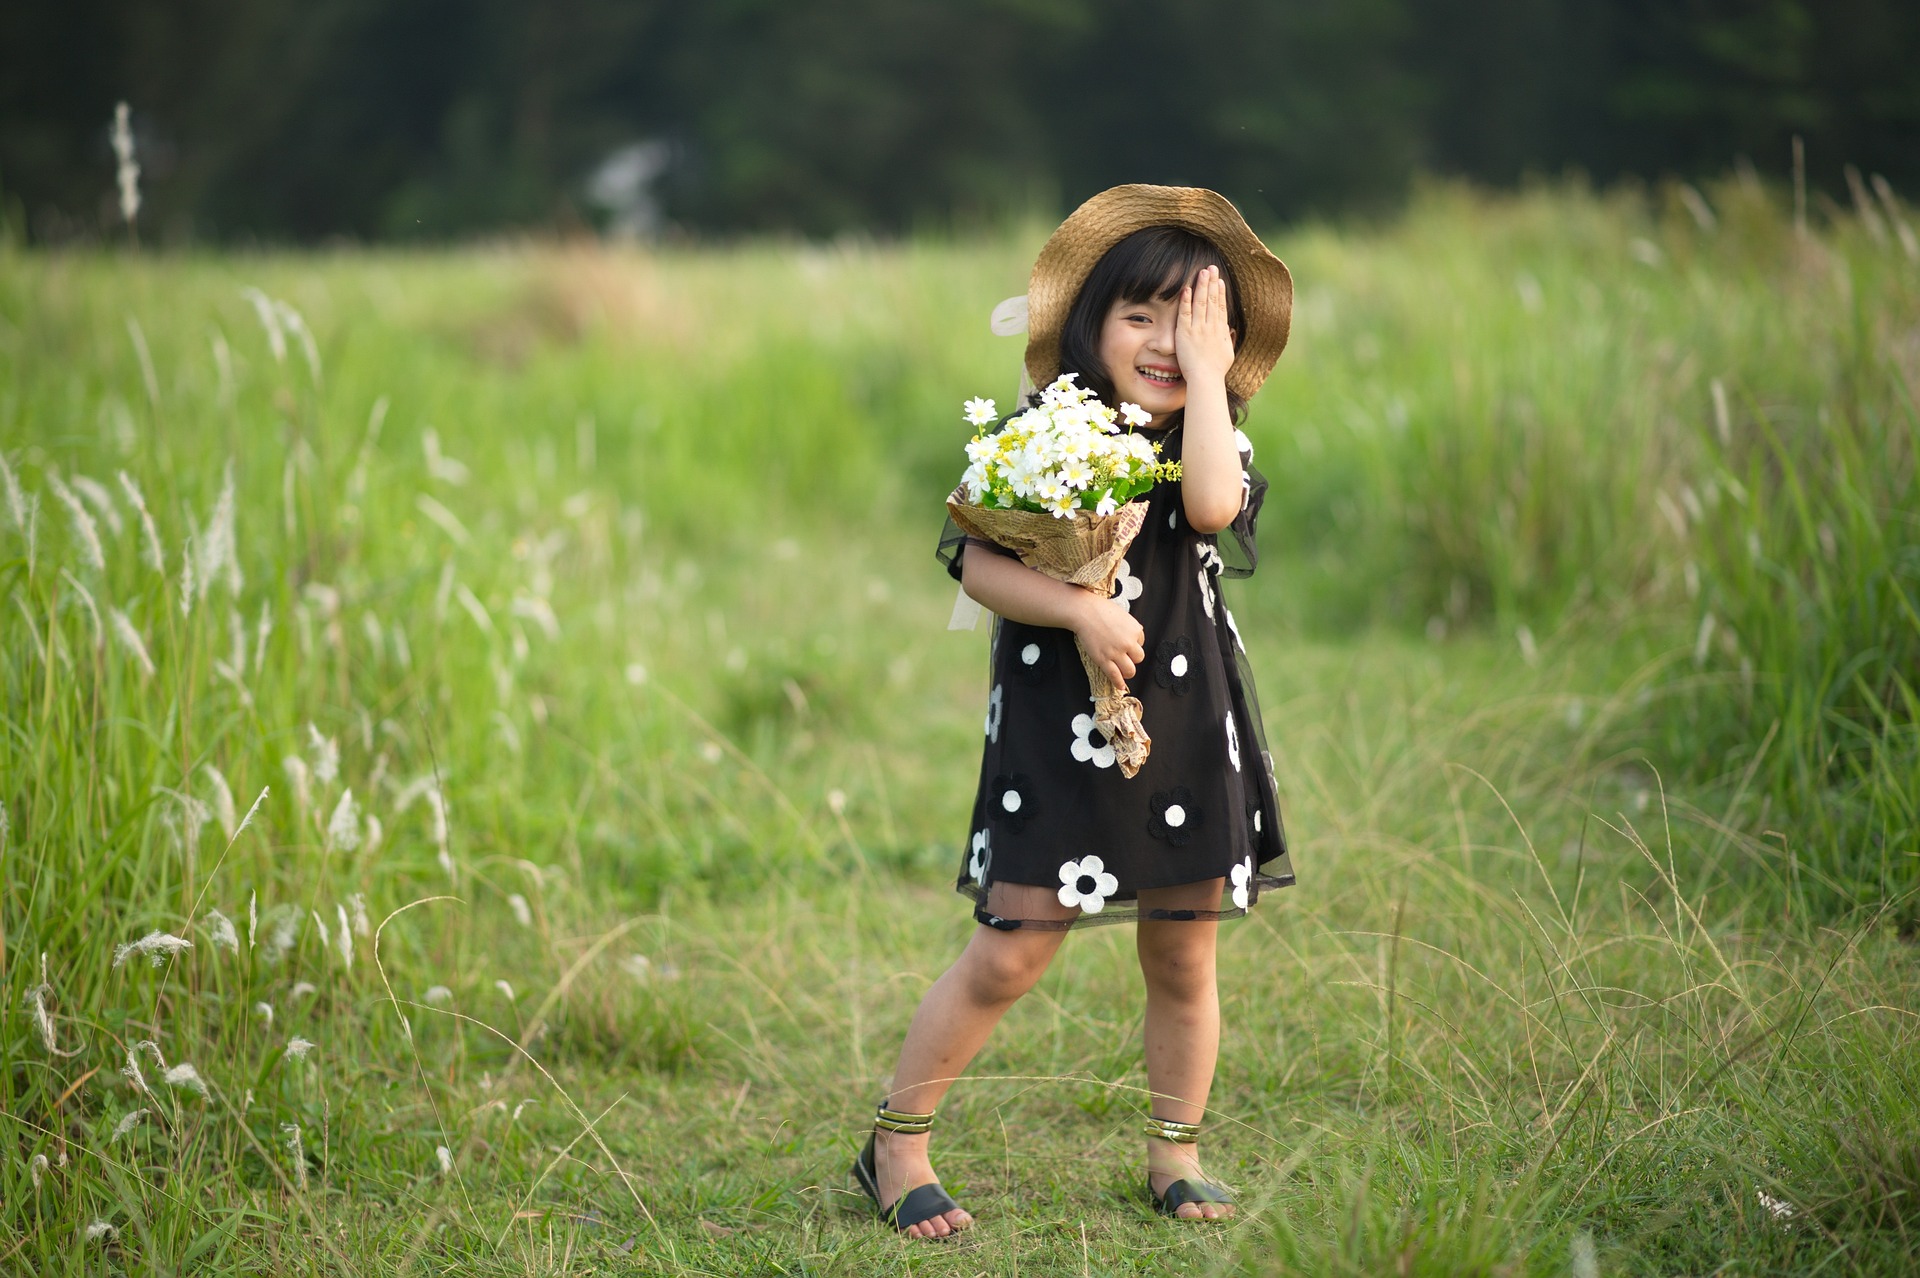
[936,518,1018,583]
[1219,430,1265,579]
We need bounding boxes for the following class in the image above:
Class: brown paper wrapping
[946,488,1152,777]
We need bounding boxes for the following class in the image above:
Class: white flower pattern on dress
[1197,567,1215,619]
[1056,855,1119,913]
[1231,857,1254,910]
[969,829,991,883]
[1225,711,1240,770]
[1224,606,1244,653]
[1110,558,1143,612]
[1020,642,1042,667]
[1069,712,1115,768]
[985,684,1003,742]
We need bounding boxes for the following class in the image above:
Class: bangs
[1109,228,1234,305]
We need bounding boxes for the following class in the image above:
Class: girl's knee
[960,934,1056,1005]
[1138,934,1218,999]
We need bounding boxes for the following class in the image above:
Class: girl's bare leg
[874,883,1073,1238]
[1135,879,1232,1220]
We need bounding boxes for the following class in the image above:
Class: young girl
[852,185,1295,1237]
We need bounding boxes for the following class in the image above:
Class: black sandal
[1144,1115,1234,1220]
[850,1101,969,1236]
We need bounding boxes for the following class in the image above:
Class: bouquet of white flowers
[956,375,1179,517]
[946,375,1180,778]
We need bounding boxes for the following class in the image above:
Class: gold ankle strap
[874,1103,936,1135]
[1143,1115,1202,1144]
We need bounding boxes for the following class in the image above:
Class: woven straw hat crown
[1024,185,1292,401]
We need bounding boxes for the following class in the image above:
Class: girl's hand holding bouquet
[945,374,1180,777]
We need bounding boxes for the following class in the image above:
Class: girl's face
[1096,286,1187,426]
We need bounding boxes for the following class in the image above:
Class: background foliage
[4,0,1919,241]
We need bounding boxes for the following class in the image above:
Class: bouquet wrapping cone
[946,489,1152,777]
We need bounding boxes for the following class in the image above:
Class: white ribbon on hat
[948,294,1036,632]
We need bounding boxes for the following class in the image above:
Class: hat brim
[1023,185,1292,402]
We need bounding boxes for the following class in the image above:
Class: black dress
[936,423,1294,930]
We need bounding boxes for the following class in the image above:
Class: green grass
[2,179,1917,1275]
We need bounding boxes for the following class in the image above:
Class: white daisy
[1226,712,1241,770]
[1231,857,1254,910]
[1056,855,1119,913]
[969,829,991,882]
[985,684,1003,742]
[1069,712,1115,768]
[1110,559,1143,612]
[1121,402,1152,428]
[963,397,997,426]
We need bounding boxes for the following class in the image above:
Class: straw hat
[1022,184,1293,401]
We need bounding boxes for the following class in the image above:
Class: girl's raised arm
[1174,266,1245,534]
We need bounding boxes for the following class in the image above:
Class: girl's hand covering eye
[1174,265,1235,387]
[1073,595,1147,692]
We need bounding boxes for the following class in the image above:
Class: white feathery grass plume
[45,474,105,572]
[59,569,103,650]
[306,723,339,786]
[454,583,493,635]
[111,101,140,225]
[507,893,532,927]
[423,985,452,1005]
[198,463,240,600]
[237,785,268,838]
[391,773,435,814]
[325,789,360,853]
[202,765,237,839]
[511,595,561,641]
[85,1219,118,1242]
[275,300,322,385]
[290,980,317,1000]
[228,606,247,675]
[68,474,122,536]
[177,532,195,617]
[240,287,286,364]
[362,813,384,856]
[426,788,453,879]
[511,1099,536,1122]
[0,449,23,529]
[264,907,300,962]
[434,558,455,623]
[283,1123,309,1191]
[416,494,471,547]
[30,1153,49,1190]
[391,621,412,670]
[254,599,273,671]
[284,1037,316,1061]
[494,979,515,1001]
[421,428,471,486]
[24,979,58,1054]
[121,1046,150,1096]
[311,910,331,956]
[436,1145,454,1176]
[282,755,311,814]
[113,930,192,968]
[255,1001,273,1026]
[347,893,370,937]
[110,1109,149,1142]
[108,608,156,679]
[334,903,353,966]
[248,889,258,950]
[155,786,211,852]
[163,1063,209,1097]
[203,909,239,953]
[116,471,164,575]
[136,1038,167,1069]
[125,315,160,407]
[0,800,9,854]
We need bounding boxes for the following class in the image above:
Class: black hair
[1052,225,1248,425]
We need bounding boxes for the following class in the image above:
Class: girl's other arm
[1175,267,1245,534]
[961,542,1146,689]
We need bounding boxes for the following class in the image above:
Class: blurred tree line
[4,0,1916,242]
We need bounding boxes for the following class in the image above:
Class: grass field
[2,177,1917,1275]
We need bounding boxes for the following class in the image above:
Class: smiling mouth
[1137,367,1183,387]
